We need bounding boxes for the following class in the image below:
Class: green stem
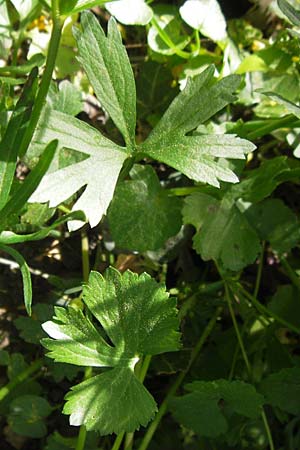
[261,410,275,450]
[124,356,152,450]
[75,231,91,450]
[194,29,200,53]
[237,284,300,334]
[137,306,223,450]
[112,434,124,450]
[280,256,300,292]
[75,427,87,450]
[225,284,251,375]
[18,0,65,158]
[150,16,190,59]
[245,115,299,141]
[224,285,274,450]
[0,358,43,402]
[166,186,204,196]
[253,241,265,300]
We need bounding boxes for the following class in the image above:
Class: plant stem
[280,256,300,292]
[150,16,190,59]
[112,433,124,450]
[0,358,43,402]
[137,306,223,450]
[224,284,274,450]
[19,0,65,158]
[245,115,299,141]
[194,29,200,53]
[76,427,87,450]
[237,284,300,334]
[254,242,265,298]
[124,356,153,450]
[166,186,204,196]
[75,230,91,450]
[225,284,251,375]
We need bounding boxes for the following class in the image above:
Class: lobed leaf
[73,12,136,148]
[29,108,128,231]
[142,134,255,188]
[140,66,255,187]
[64,368,157,434]
[42,268,180,433]
[170,379,264,438]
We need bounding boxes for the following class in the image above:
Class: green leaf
[42,268,180,434]
[245,199,300,254]
[73,12,136,149]
[0,244,32,315]
[278,0,300,26]
[141,67,255,187]
[64,368,157,434]
[48,80,83,116]
[14,303,54,344]
[268,285,300,330]
[183,192,260,271]
[29,108,128,231]
[179,0,227,41]
[0,67,38,210]
[260,368,300,415]
[170,380,264,438]
[107,165,182,252]
[8,395,52,438]
[105,0,153,25]
[234,156,290,203]
[0,140,58,231]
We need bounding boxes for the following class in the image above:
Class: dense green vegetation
[0,0,300,449]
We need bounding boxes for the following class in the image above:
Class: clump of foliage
[0,0,300,449]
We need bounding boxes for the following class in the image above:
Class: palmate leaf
[170,380,264,438]
[140,66,255,187]
[30,16,254,230]
[42,268,180,434]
